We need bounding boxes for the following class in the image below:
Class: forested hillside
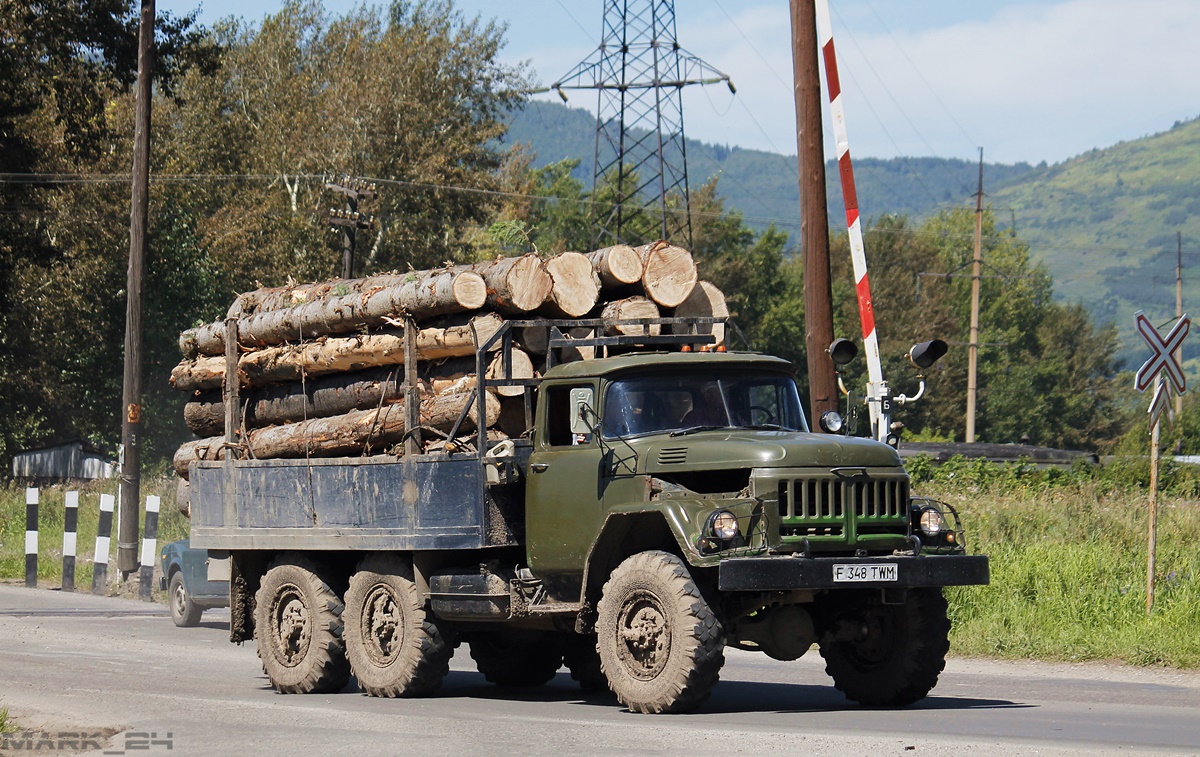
[507,101,1037,236]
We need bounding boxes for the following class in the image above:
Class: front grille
[776,474,908,545]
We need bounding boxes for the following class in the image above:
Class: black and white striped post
[92,493,114,595]
[138,495,160,600]
[24,487,37,588]
[62,490,79,591]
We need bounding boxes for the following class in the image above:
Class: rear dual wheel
[254,555,351,694]
[343,555,454,697]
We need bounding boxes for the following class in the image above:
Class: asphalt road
[1,585,1198,756]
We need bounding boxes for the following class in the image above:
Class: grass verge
[927,478,1200,668]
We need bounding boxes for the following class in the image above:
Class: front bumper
[718,554,989,591]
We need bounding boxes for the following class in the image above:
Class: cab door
[524,381,603,598]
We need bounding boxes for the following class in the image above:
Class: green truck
[188,317,988,713]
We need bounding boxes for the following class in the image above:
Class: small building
[12,440,117,481]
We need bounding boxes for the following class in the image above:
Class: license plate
[833,563,897,582]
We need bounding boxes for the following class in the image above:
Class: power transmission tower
[549,0,734,249]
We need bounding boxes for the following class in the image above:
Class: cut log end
[642,244,698,308]
[452,271,488,310]
[588,244,643,287]
[673,280,728,346]
[545,251,601,318]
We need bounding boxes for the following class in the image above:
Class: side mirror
[828,338,858,366]
[569,387,595,435]
[908,339,947,370]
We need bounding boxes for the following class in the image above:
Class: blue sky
[157,0,1200,166]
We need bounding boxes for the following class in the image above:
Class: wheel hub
[617,594,671,680]
[274,589,311,665]
[362,585,403,665]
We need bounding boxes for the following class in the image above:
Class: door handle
[530,463,549,473]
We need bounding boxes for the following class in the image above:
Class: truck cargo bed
[188,447,528,551]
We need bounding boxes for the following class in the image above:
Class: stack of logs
[169,241,728,512]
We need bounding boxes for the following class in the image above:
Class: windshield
[602,372,808,438]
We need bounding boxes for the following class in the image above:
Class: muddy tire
[560,633,608,692]
[254,555,351,694]
[169,571,203,628]
[819,587,951,707]
[468,633,563,687]
[596,551,725,714]
[344,555,453,698]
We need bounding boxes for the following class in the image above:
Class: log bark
[179,268,488,356]
[586,244,643,289]
[542,251,601,318]
[638,241,698,308]
[173,389,499,477]
[170,313,503,392]
[672,281,728,346]
[600,296,661,336]
[422,348,534,398]
[183,367,406,437]
[472,254,552,313]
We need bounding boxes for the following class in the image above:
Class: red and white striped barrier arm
[814,0,887,436]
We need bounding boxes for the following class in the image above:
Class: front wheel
[343,555,454,698]
[818,587,951,707]
[254,555,351,694]
[596,551,725,714]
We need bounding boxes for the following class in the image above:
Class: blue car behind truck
[159,539,229,627]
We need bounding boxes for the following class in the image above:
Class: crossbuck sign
[1135,311,1190,429]
[1135,311,1189,393]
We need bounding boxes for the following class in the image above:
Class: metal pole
[1177,232,1184,417]
[966,148,984,443]
[791,0,837,424]
[118,0,155,577]
[1147,394,1161,615]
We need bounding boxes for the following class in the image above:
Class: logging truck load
[173,244,988,713]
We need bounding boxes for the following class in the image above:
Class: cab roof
[542,350,795,381]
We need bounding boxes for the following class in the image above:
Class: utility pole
[1177,231,1184,417]
[325,176,376,279]
[966,148,984,443]
[791,0,837,424]
[118,0,155,578]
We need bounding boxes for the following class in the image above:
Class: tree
[0,0,212,464]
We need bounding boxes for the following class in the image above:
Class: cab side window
[544,384,592,447]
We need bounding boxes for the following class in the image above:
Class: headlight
[918,506,945,537]
[708,510,739,540]
[819,410,844,433]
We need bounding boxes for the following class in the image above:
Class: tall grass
[0,476,188,590]
[915,459,1200,668]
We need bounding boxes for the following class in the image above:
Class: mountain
[505,101,1197,369]
[506,101,1036,237]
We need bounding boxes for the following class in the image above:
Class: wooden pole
[791,0,838,423]
[118,0,155,577]
[1147,392,1161,615]
[966,149,984,443]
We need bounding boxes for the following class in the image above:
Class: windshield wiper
[669,425,724,437]
[738,423,788,431]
